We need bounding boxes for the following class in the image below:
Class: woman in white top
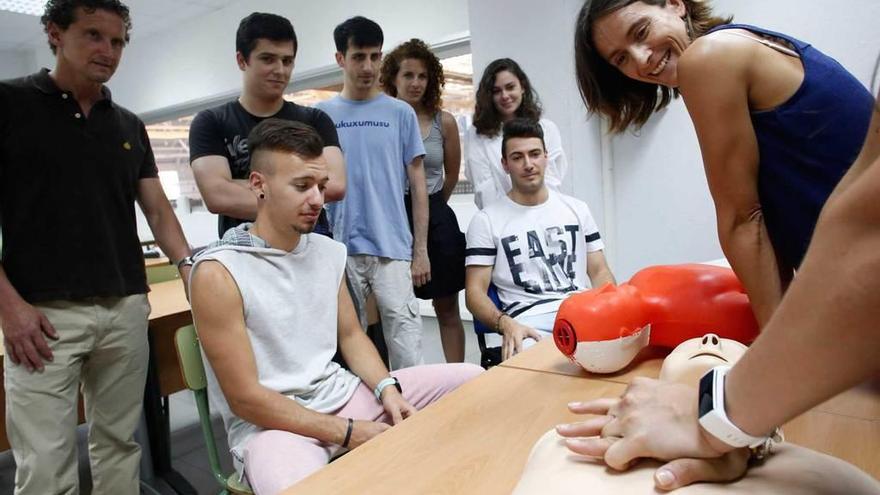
[381,39,467,363]
[465,58,569,209]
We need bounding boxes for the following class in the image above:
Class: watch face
[698,371,714,418]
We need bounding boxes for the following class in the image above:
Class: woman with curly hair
[465,58,569,209]
[381,38,467,363]
[574,0,874,326]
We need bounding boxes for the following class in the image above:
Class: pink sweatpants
[242,362,483,494]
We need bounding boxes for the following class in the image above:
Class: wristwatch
[176,255,194,270]
[697,366,770,448]
[373,376,402,400]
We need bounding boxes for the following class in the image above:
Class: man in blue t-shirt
[316,17,429,369]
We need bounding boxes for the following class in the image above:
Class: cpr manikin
[553,264,760,373]
[513,335,880,495]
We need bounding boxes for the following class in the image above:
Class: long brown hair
[380,38,445,115]
[473,58,543,138]
[574,0,731,133]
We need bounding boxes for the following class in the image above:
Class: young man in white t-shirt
[465,118,616,361]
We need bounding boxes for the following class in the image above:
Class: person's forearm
[339,327,392,391]
[323,147,347,202]
[719,216,785,327]
[230,384,348,445]
[144,201,191,264]
[203,179,258,220]
[725,157,880,437]
[465,286,504,330]
[409,166,429,253]
[590,267,616,288]
[441,175,458,202]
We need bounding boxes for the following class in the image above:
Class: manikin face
[251,151,328,235]
[591,0,690,88]
[47,7,127,83]
[394,58,428,107]
[660,333,748,385]
[492,70,524,120]
[502,136,547,194]
[238,38,295,100]
[336,41,383,92]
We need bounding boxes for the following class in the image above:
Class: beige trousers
[346,255,424,370]
[4,294,150,494]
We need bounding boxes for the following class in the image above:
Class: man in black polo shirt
[0,1,192,493]
[189,12,345,238]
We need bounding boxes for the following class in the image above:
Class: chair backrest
[174,324,207,391]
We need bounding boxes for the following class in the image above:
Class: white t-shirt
[464,118,569,209]
[466,191,604,319]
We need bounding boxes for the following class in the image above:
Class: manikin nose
[699,333,721,351]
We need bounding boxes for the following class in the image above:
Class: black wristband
[341,418,353,448]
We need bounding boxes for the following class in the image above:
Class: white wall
[0,49,34,80]
[468,0,880,279]
[105,0,469,117]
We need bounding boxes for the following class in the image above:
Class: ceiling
[0,0,239,51]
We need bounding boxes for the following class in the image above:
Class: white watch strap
[373,377,398,400]
[698,366,768,448]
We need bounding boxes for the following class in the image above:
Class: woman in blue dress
[573,0,874,325]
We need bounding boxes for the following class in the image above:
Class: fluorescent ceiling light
[0,0,44,16]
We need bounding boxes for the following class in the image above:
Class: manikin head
[660,333,747,385]
[501,118,549,196]
[42,0,132,84]
[248,119,328,235]
[235,13,298,101]
[553,264,758,373]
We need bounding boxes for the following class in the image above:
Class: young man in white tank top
[189,119,482,493]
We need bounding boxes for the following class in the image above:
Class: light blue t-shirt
[316,93,426,260]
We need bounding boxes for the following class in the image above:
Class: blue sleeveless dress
[705,24,873,271]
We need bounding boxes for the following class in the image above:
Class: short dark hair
[380,38,445,114]
[333,16,383,54]
[41,0,132,54]
[237,12,297,60]
[574,0,731,133]
[502,118,546,158]
[473,58,542,138]
[248,119,324,173]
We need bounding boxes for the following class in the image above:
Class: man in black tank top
[189,13,346,239]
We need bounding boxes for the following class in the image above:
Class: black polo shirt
[0,69,158,303]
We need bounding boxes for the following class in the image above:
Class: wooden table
[142,279,193,494]
[501,339,880,421]
[145,257,171,268]
[283,346,880,494]
[146,278,191,397]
